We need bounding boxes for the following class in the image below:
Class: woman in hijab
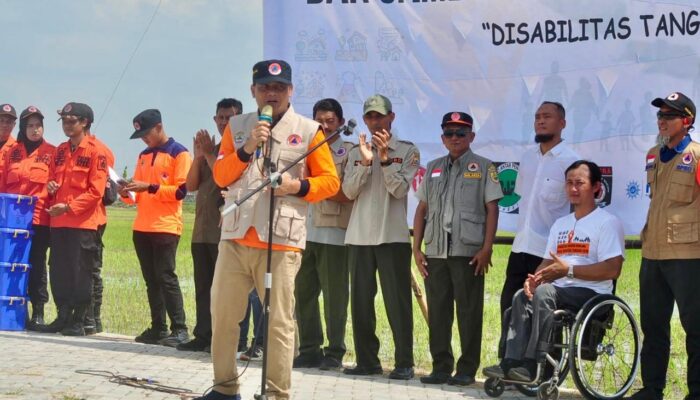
[0,106,56,330]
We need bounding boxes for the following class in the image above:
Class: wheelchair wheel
[569,295,640,399]
[484,377,505,397]
[536,383,559,400]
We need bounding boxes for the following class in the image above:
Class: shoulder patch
[488,164,499,183]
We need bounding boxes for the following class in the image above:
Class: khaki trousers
[211,240,301,399]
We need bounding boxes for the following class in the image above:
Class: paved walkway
[0,331,580,399]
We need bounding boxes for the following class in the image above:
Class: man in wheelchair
[484,160,625,383]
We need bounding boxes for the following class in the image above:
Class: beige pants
[211,240,301,399]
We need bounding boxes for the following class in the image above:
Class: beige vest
[642,141,700,259]
[312,141,354,229]
[220,105,319,249]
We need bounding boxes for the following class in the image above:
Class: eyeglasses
[656,111,686,121]
[443,128,470,138]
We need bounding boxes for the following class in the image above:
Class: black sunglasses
[443,128,470,138]
[656,111,686,121]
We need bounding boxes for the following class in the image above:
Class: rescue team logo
[287,134,302,146]
[667,93,679,101]
[2,104,11,112]
[336,147,347,156]
[63,104,72,113]
[411,165,426,192]
[28,106,37,113]
[133,122,141,131]
[495,162,520,214]
[269,63,282,76]
[596,166,613,208]
[682,153,693,164]
[451,112,461,122]
[467,162,479,172]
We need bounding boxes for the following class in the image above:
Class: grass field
[40,206,689,398]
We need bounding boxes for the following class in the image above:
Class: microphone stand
[221,126,349,400]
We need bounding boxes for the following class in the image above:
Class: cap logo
[133,122,141,130]
[2,105,11,112]
[668,93,679,101]
[63,104,72,113]
[28,106,37,113]
[269,63,282,76]
[451,112,461,122]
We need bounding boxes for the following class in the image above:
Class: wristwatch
[567,264,574,279]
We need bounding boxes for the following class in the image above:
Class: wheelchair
[484,293,640,400]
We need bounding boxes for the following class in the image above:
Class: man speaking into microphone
[201,59,339,400]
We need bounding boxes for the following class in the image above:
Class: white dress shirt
[511,141,580,257]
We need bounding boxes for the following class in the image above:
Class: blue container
[0,193,37,230]
[0,228,33,264]
[0,262,31,297]
[0,296,27,331]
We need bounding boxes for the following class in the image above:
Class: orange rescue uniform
[88,135,115,227]
[0,136,16,186]
[212,124,339,252]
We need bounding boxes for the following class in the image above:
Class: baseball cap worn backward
[252,59,292,85]
[652,92,696,119]
[441,111,473,128]
[57,102,94,123]
[0,103,17,119]
[131,109,162,139]
[363,94,392,115]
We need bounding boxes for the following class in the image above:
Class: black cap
[0,104,17,119]
[441,111,473,128]
[131,109,162,139]
[20,106,44,120]
[651,92,695,119]
[252,59,292,85]
[57,102,94,122]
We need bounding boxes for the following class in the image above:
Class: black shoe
[507,366,534,382]
[159,329,189,347]
[420,371,450,384]
[319,356,343,371]
[193,390,241,400]
[483,365,505,379]
[625,388,663,400]
[447,373,475,386]
[239,344,263,361]
[176,337,209,352]
[343,365,383,376]
[39,305,71,333]
[61,305,89,336]
[293,352,323,368]
[389,367,414,380]
[134,327,169,344]
[26,303,45,331]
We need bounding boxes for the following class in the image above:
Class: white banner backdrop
[263,0,700,234]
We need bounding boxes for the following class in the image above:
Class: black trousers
[91,224,106,309]
[500,251,543,315]
[49,227,99,307]
[133,231,187,332]
[349,243,413,369]
[28,224,50,305]
[640,258,700,397]
[425,256,484,376]
[191,242,218,342]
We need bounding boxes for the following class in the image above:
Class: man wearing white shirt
[484,160,625,382]
[500,102,580,315]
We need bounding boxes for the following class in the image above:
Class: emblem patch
[488,165,499,183]
[431,168,441,178]
[451,112,461,122]
[63,104,72,113]
[682,153,693,165]
[269,63,282,76]
[2,105,11,112]
[467,162,479,172]
[336,147,347,156]
[287,134,302,146]
[133,122,141,130]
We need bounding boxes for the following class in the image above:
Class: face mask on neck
[535,134,555,143]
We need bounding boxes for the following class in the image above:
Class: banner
[263,0,700,234]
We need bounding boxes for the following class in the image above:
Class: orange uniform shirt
[212,123,339,251]
[0,136,16,186]
[0,140,56,226]
[50,136,108,230]
[122,138,192,236]
[88,135,115,227]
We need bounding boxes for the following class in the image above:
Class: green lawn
[40,207,689,398]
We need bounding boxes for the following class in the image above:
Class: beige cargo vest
[312,141,354,229]
[220,106,320,249]
[642,141,700,259]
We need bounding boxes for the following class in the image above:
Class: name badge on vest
[676,164,693,173]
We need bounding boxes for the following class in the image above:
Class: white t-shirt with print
[544,207,625,294]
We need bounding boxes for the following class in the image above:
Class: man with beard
[499,102,579,319]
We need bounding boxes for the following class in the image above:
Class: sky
[0,0,263,174]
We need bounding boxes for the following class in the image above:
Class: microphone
[258,105,273,154]
[343,119,357,136]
